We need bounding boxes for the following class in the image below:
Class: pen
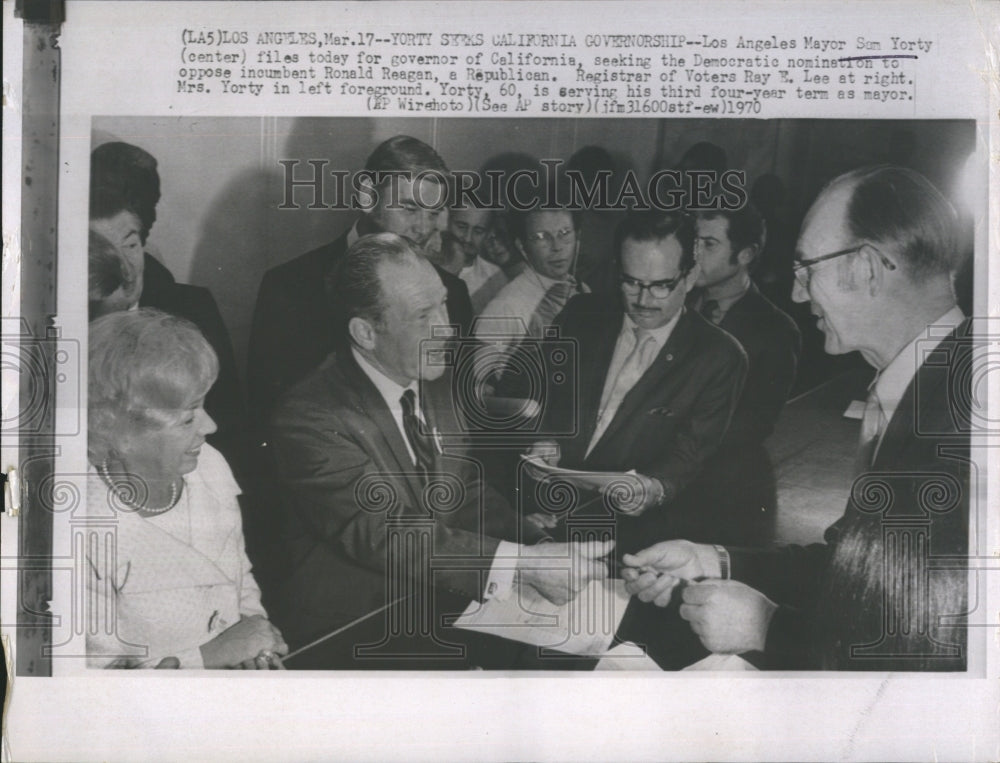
[613,559,661,577]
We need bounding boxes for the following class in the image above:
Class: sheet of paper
[521,454,639,491]
[452,577,632,656]
[593,642,663,671]
[843,400,866,420]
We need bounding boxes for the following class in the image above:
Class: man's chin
[419,363,448,382]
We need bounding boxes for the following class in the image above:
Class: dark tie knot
[700,299,720,323]
[400,388,418,417]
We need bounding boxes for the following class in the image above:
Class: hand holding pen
[619,540,722,607]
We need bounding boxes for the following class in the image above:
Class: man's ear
[736,245,758,269]
[859,244,889,297]
[348,316,377,350]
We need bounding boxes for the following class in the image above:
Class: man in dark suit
[623,166,971,671]
[525,211,748,557]
[269,233,613,651]
[88,183,244,473]
[677,205,801,545]
[248,135,474,420]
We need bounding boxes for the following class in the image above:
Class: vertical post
[14,0,64,676]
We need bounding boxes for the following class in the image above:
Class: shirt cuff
[484,540,520,601]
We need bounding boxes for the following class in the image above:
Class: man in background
[447,204,510,314]
[88,178,243,472]
[679,205,801,545]
[526,211,747,557]
[475,203,585,340]
[248,135,474,419]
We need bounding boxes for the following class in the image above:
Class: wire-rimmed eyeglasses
[525,227,576,248]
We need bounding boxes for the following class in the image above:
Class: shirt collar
[351,346,417,413]
[526,267,573,291]
[873,306,965,425]
[622,306,684,354]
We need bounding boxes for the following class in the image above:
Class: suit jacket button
[665,354,673,361]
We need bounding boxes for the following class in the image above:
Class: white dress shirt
[352,347,426,465]
[352,347,517,599]
[475,269,566,339]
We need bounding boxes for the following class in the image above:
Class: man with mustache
[525,210,747,557]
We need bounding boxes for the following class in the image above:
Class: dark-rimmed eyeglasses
[793,243,896,288]
[619,270,689,299]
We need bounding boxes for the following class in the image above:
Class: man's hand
[621,540,720,607]
[525,512,560,530]
[679,580,777,654]
[518,539,614,605]
[601,472,665,516]
[525,440,560,466]
[200,614,289,670]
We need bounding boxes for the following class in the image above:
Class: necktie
[528,279,574,336]
[400,389,436,482]
[700,298,720,324]
[587,326,656,456]
[855,385,886,474]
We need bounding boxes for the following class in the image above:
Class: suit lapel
[337,353,426,508]
[573,310,624,460]
[718,282,760,329]
[593,310,697,452]
[872,322,965,469]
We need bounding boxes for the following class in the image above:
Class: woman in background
[86,309,286,669]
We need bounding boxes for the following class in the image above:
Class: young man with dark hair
[680,204,801,545]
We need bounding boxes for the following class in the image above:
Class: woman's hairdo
[88,309,218,458]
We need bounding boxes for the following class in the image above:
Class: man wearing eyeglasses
[525,210,748,555]
[474,205,585,339]
[622,166,970,670]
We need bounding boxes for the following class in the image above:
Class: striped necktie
[855,385,887,474]
[400,389,436,483]
[528,278,575,336]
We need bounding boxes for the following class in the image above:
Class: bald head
[793,166,960,369]
[818,166,961,280]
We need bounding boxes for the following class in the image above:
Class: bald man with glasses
[525,210,748,557]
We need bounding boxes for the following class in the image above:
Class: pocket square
[646,407,674,417]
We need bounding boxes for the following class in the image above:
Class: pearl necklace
[98,459,180,514]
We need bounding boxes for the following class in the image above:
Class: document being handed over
[451,576,633,657]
